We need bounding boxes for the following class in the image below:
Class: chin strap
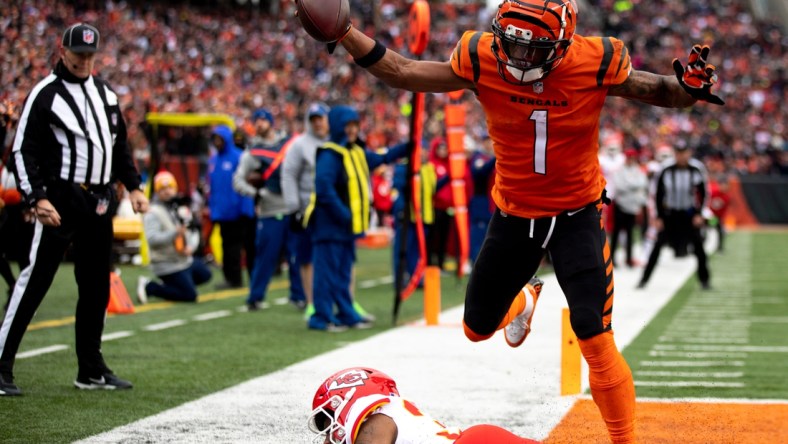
[506,65,545,84]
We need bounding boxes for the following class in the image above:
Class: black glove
[672,45,724,105]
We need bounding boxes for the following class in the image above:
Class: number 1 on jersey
[530,110,547,175]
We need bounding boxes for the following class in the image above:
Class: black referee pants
[0,184,115,378]
[465,201,613,340]
[640,212,709,286]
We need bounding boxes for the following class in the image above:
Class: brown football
[296,0,350,43]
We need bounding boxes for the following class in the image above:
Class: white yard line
[102,331,135,341]
[142,320,187,331]
[192,310,233,321]
[17,344,69,359]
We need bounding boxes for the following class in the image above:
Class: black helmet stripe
[500,12,557,38]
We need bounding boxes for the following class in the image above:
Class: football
[296,0,350,43]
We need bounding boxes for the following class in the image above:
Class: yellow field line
[27,281,289,332]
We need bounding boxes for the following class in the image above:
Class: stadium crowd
[1,0,784,177]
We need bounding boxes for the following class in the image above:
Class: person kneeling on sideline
[137,171,212,303]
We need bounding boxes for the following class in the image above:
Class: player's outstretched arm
[609,70,697,108]
[341,27,472,93]
[610,44,724,108]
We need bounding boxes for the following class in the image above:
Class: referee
[0,23,149,396]
[637,144,711,290]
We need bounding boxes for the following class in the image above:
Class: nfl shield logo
[111,112,118,126]
[83,30,95,44]
[533,82,544,94]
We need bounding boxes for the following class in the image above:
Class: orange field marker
[561,307,581,395]
[424,266,441,325]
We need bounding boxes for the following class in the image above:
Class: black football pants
[465,201,613,340]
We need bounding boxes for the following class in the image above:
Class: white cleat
[504,277,543,348]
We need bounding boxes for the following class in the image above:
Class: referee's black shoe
[0,373,22,396]
[74,372,133,390]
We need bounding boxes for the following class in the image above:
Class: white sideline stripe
[102,331,134,341]
[635,381,745,388]
[143,320,187,331]
[635,371,743,378]
[654,344,788,353]
[272,297,289,306]
[17,344,68,359]
[193,311,232,321]
[640,360,745,367]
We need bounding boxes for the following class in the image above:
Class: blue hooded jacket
[208,125,255,221]
[311,106,409,242]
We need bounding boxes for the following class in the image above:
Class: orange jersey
[451,32,631,218]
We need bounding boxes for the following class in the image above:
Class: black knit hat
[62,23,100,53]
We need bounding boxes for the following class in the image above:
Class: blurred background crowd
[1,0,785,175]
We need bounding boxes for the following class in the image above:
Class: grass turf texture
[1,247,468,443]
[622,230,788,399]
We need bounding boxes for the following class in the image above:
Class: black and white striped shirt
[11,61,140,206]
[653,158,708,218]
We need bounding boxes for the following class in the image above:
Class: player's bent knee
[570,307,604,339]
[463,321,494,342]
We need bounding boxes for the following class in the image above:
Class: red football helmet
[492,0,578,84]
[308,367,400,444]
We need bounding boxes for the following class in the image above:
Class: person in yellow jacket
[303,105,407,332]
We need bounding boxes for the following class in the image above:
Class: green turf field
[623,230,788,399]
[1,230,786,442]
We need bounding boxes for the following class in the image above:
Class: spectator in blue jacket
[304,105,408,332]
[207,124,256,289]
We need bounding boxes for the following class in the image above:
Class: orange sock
[496,288,526,330]
[462,321,494,342]
[463,286,528,342]
[578,331,636,444]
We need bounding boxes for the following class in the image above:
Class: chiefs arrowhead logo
[328,369,369,391]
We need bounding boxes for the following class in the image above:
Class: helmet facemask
[308,389,355,444]
[492,0,576,85]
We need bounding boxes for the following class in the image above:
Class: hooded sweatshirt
[207,124,255,221]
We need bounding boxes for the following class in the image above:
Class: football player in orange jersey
[297,1,724,442]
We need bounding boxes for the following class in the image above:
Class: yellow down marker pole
[561,307,581,395]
